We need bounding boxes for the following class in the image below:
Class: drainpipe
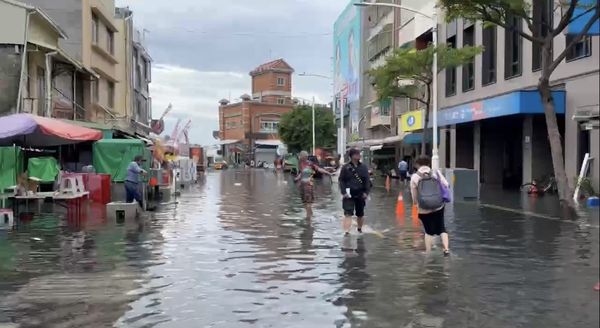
[16,11,33,113]
[45,51,57,117]
[124,13,134,128]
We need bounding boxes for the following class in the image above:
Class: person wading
[398,158,408,186]
[295,151,332,220]
[410,155,450,256]
[339,148,370,235]
[126,155,147,209]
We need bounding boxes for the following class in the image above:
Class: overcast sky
[115,0,350,145]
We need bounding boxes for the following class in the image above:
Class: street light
[354,2,440,171]
[297,73,333,156]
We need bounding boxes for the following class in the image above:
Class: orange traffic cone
[385,175,391,192]
[395,192,405,215]
[411,205,418,220]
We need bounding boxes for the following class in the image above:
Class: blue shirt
[398,160,408,171]
[126,161,144,183]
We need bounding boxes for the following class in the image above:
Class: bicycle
[521,176,557,195]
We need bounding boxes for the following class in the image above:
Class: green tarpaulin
[28,157,60,182]
[0,146,23,190]
[93,139,149,182]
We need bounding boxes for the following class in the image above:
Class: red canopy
[0,114,103,146]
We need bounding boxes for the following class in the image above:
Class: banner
[333,0,361,103]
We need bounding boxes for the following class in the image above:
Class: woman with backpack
[410,155,450,256]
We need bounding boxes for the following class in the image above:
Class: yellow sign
[400,109,424,132]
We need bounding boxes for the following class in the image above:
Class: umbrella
[0,114,102,147]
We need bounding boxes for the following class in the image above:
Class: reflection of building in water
[2,205,168,326]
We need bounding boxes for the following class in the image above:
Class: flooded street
[1,170,599,328]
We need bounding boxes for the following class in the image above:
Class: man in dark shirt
[339,148,371,234]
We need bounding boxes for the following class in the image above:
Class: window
[532,0,553,71]
[566,35,592,61]
[106,27,114,55]
[482,26,497,85]
[91,79,99,103]
[92,14,99,44]
[277,98,285,105]
[107,81,114,108]
[260,121,279,132]
[277,77,285,86]
[445,35,457,96]
[504,15,522,79]
[144,59,151,82]
[462,25,475,92]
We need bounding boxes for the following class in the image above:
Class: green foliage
[369,44,482,102]
[576,176,598,197]
[278,104,336,153]
[439,0,531,25]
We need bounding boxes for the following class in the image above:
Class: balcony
[369,98,392,128]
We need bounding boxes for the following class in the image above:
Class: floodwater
[1,170,598,328]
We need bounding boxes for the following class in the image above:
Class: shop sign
[434,90,566,127]
[400,109,424,132]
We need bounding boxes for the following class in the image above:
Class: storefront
[437,90,566,188]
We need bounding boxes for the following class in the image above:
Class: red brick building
[218,59,294,164]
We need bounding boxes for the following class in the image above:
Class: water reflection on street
[1,170,598,327]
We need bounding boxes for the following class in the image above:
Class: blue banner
[434,91,566,127]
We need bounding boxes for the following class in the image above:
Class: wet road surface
[1,170,599,327]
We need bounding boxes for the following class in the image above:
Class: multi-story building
[218,59,294,164]
[0,0,97,118]
[20,0,149,135]
[435,0,599,190]
[115,7,152,135]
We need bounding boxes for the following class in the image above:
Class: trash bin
[444,168,479,201]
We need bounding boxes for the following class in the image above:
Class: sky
[115,0,350,145]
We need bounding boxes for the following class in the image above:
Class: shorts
[300,182,314,204]
[343,197,366,217]
[399,170,408,181]
[418,207,446,235]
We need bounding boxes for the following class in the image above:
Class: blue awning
[434,90,566,127]
[403,132,437,145]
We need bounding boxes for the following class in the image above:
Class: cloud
[116,0,350,145]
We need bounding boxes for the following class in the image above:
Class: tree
[278,104,336,154]
[439,0,599,214]
[370,44,482,155]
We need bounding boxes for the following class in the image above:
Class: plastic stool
[0,209,14,230]
[60,174,86,194]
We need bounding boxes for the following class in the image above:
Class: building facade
[218,59,294,164]
[435,1,599,190]
[10,0,151,136]
[0,0,97,119]
[115,7,152,135]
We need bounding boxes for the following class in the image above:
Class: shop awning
[0,114,102,146]
[218,139,241,145]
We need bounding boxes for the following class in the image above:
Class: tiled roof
[250,58,294,75]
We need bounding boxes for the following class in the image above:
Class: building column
[449,125,457,169]
[440,128,447,169]
[522,115,533,185]
[474,121,481,179]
